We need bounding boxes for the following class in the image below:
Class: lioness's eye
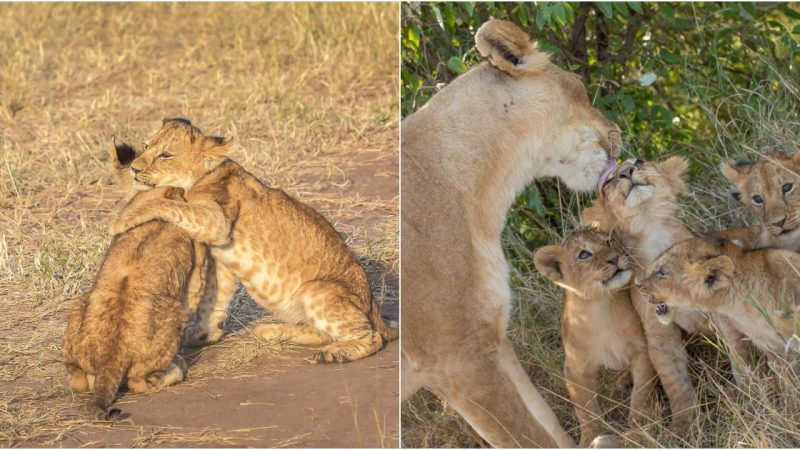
[159,152,173,160]
[578,250,592,260]
[782,183,794,194]
[752,195,764,205]
[656,268,668,278]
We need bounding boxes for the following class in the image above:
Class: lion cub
[642,236,800,368]
[62,141,207,418]
[108,118,397,363]
[535,230,657,446]
[719,151,800,251]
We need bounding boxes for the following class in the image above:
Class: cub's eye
[578,250,593,260]
[656,268,668,278]
[782,183,794,194]
[752,195,764,205]
[159,152,173,160]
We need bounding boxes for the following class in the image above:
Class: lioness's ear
[689,255,734,292]
[533,246,565,283]
[475,19,550,76]
[110,137,139,168]
[657,156,689,195]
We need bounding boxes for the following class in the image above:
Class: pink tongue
[597,160,617,200]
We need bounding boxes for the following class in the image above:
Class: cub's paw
[314,348,351,364]
[182,324,224,347]
[590,434,624,448]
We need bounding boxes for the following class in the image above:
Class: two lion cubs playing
[535,154,800,445]
[64,118,397,417]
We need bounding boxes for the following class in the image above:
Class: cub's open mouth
[654,303,669,316]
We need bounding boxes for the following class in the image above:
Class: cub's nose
[618,165,635,180]
[606,255,619,266]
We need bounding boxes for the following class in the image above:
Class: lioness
[108,118,397,363]
[582,157,751,430]
[63,140,207,418]
[641,236,800,368]
[534,230,657,446]
[402,19,621,447]
[719,152,800,251]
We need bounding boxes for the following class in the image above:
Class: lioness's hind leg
[296,280,382,363]
[254,323,333,346]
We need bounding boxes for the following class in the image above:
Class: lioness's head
[473,19,622,192]
[582,157,689,231]
[639,237,734,324]
[722,152,800,238]
[128,118,233,190]
[534,229,633,298]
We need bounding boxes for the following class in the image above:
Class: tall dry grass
[0,3,398,446]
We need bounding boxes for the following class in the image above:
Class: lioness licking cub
[535,230,658,446]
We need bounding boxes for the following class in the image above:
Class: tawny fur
[716,151,800,251]
[402,19,621,448]
[62,142,207,418]
[642,236,800,373]
[582,157,752,431]
[108,118,397,364]
[534,230,658,447]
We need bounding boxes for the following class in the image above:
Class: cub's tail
[89,353,126,420]
[370,304,399,342]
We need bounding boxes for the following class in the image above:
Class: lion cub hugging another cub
[108,118,397,363]
[63,140,208,418]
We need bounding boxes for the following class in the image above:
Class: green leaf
[447,56,468,74]
[518,5,529,27]
[526,186,546,216]
[628,2,643,14]
[553,3,567,25]
[463,2,474,16]
[596,2,614,18]
[535,9,546,30]
[431,5,445,31]
[407,25,420,48]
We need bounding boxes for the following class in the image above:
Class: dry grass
[0,3,398,447]
[400,36,800,450]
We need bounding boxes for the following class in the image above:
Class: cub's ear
[689,255,734,292]
[475,19,550,76]
[657,156,689,196]
[533,245,565,283]
[202,135,234,157]
[720,159,753,186]
[581,199,611,231]
[110,137,139,168]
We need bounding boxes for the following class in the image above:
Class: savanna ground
[0,3,399,447]
[401,2,800,448]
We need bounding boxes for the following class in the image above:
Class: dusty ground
[0,3,398,448]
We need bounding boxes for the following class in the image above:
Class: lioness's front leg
[108,198,231,246]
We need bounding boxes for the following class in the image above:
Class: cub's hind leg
[628,348,660,427]
[295,280,382,363]
[145,355,188,390]
[65,364,90,393]
[254,323,333,346]
[184,262,236,347]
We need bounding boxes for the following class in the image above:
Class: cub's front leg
[565,358,602,447]
[108,198,231,246]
